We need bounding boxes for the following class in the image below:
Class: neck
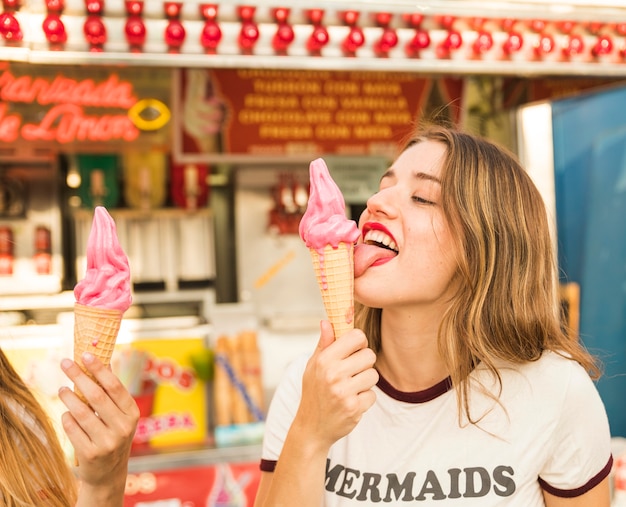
[376,307,449,392]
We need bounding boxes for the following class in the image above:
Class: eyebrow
[381,168,442,185]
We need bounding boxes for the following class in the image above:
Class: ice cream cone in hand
[73,303,123,404]
[73,206,132,403]
[300,159,360,339]
[310,242,355,338]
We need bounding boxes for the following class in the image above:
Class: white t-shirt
[260,351,612,506]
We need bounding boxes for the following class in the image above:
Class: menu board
[175,68,464,160]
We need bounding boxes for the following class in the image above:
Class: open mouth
[363,227,399,254]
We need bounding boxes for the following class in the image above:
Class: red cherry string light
[502,30,523,55]
[592,34,614,58]
[404,13,430,58]
[533,33,555,59]
[84,0,106,52]
[306,9,328,55]
[437,30,462,59]
[472,30,493,56]
[237,5,259,54]
[373,12,398,57]
[0,0,23,43]
[200,3,221,53]
[124,1,146,52]
[340,10,364,56]
[42,0,66,48]
[562,34,585,58]
[272,7,294,54]
[164,2,185,53]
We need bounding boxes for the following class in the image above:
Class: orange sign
[0,62,171,146]
[175,68,464,159]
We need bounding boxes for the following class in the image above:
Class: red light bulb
[374,27,398,56]
[84,15,106,50]
[587,22,603,35]
[529,19,546,32]
[342,10,359,26]
[502,31,523,54]
[164,2,182,19]
[0,12,22,42]
[437,15,456,30]
[85,0,104,15]
[374,12,392,28]
[2,0,20,9]
[306,9,324,25]
[403,13,423,28]
[562,34,584,57]
[273,7,290,24]
[472,30,493,54]
[437,30,462,58]
[307,24,328,53]
[200,19,221,52]
[405,29,430,57]
[200,4,217,20]
[238,21,259,52]
[342,26,364,55]
[238,5,255,22]
[125,15,146,48]
[125,1,143,16]
[42,14,66,44]
[273,23,294,53]
[534,33,555,57]
[501,18,516,31]
[164,19,186,51]
[592,35,613,56]
[557,20,575,34]
[45,0,64,13]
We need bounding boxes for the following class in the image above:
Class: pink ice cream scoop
[299,158,359,339]
[74,206,132,312]
[299,158,360,250]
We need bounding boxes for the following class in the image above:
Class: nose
[365,186,397,218]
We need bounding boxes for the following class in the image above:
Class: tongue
[354,243,396,278]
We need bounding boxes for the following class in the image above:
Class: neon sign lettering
[21,104,139,143]
[0,69,136,108]
[0,64,169,143]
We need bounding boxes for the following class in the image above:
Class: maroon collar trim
[376,372,452,403]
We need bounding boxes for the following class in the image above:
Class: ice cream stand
[3,0,626,504]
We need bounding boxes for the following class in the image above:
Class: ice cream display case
[0,159,64,295]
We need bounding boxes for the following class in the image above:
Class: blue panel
[551,86,626,436]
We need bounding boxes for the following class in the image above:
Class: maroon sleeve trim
[538,455,613,498]
[260,459,277,472]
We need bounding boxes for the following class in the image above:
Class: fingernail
[61,358,73,370]
[82,352,94,363]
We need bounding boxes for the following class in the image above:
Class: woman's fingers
[59,355,139,449]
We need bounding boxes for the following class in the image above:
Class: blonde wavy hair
[0,349,78,506]
[355,124,600,423]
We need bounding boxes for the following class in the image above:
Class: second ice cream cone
[73,303,123,404]
[310,242,355,339]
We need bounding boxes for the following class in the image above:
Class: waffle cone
[73,303,123,403]
[310,243,354,339]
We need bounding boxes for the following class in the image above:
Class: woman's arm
[543,476,610,507]
[254,321,378,507]
[59,352,139,507]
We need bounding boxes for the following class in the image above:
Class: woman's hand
[295,320,379,448]
[59,352,139,506]
[254,321,378,507]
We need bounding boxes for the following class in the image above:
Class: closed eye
[412,195,435,205]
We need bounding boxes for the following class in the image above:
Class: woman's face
[354,140,460,309]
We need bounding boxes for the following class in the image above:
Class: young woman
[0,348,139,506]
[254,125,612,506]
